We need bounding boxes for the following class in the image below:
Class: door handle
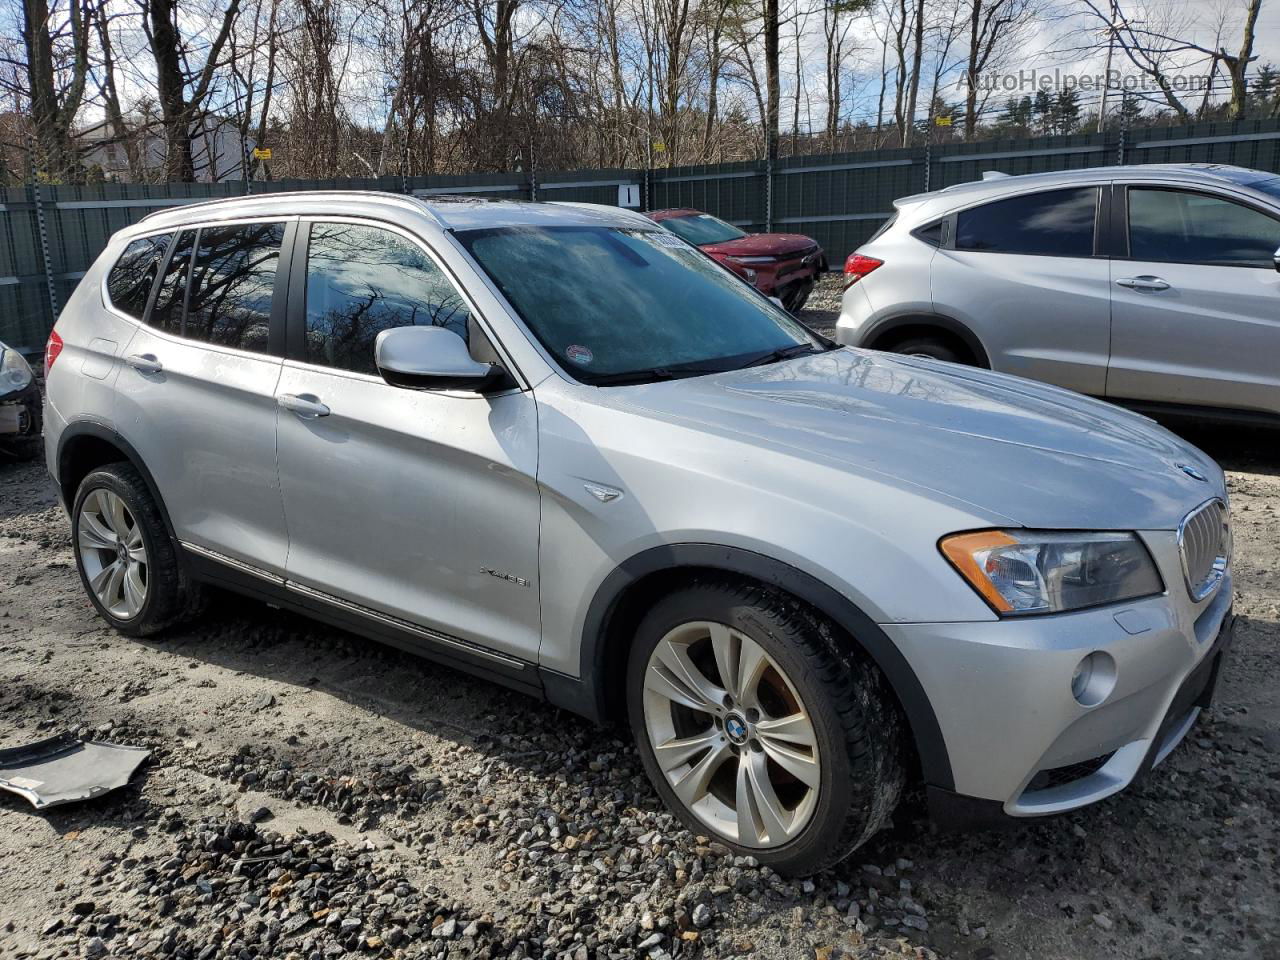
[277,393,330,418]
[125,353,163,375]
[1115,275,1170,292]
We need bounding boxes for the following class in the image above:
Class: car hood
[701,233,818,258]
[610,349,1223,530]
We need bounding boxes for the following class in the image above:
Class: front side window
[1128,188,1280,265]
[106,234,171,320]
[185,222,284,352]
[660,213,747,246]
[149,229,195,336]
[956,187,1098,257]
[303,222,470,375]
[457,225,823,384]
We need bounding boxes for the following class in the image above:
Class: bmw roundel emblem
[724,714,749,744]
[1178,463,1209,483]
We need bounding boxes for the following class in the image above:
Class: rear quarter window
[105,234,171,320]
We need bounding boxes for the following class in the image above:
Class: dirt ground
[2,297,1278,959]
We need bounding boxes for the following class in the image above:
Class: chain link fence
[4,116,1280,354]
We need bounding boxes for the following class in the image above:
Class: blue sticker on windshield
[566,344,594,366]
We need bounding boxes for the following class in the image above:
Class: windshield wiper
[583,365,728,387]
[740,342,825,368]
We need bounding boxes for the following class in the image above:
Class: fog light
[1070,652,1116,707]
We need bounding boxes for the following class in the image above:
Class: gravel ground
[2,332,1278,959]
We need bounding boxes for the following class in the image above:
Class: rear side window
[185,222,285,352]
[302,222,470,375]
[149,229,195,335]
[1128,188,1280,265]
[956,187,1098,257]
[106,234,170,319]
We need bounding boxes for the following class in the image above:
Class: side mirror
[375,326,508,392]
[1274,246,1280,273]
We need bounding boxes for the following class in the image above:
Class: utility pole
[1097,3,1125,133]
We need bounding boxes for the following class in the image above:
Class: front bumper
[0,378,42,450]
[884,537,1235,821]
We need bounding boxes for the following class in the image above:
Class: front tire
[627,580,905,875]
[72,464,198,637]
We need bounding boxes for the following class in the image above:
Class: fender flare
[56,421,179,544]
[569,543,955,792]
[862,312,990,368]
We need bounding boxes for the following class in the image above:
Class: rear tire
[888,335,964,364]
[72,464,200,637]
[627,579,905,875]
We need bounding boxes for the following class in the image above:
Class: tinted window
[457,226,821,383]
[1128,188,1280,265]
[149,229,195,335]
[956,187,1098,257]
[303,223,470,375]
[106,234,170,319]
[185,222,284,352]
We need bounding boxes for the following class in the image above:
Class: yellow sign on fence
[934,116,952,127]
[252,147,272,160]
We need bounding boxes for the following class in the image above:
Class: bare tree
[143,0,243,181]
[16,0,94,180]
[961,0,1037,139]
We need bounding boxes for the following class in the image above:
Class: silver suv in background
[836,163,1280,424]
[44,193,1233,874]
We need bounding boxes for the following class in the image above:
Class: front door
[1108,185,1280,415]
[273,219,542,664]
[114,221,292,573]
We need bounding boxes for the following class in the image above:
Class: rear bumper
[926,599,1235,829]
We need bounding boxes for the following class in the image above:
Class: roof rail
[139,189,434,224]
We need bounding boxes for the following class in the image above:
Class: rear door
[931,185,1111,395]
[115,220,293,574]
[1107,184,1280,415]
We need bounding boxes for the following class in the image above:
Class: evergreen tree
[1251,64,1279,117]
[1053,88,1081,134]
[1032,90,1054,134]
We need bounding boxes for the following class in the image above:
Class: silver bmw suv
[44,192,1234,874]
[835,163,1280,424]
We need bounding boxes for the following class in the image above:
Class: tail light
[843,254,883,288]
[45,329,64,378]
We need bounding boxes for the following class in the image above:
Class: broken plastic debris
[0,732,149,809]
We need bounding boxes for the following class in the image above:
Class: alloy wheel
[642,620,820,847]
[77,488,148,620]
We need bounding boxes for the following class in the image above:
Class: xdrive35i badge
[1178,463,1209,483]
[480,567,531,588]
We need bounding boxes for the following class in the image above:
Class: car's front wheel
[72,463,199,636]
[627,580,905,874]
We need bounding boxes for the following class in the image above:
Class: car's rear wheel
[627,580,905,875]
[887,335,964,364]
[72,464,199,636]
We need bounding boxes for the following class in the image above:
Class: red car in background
[645,208,827,312]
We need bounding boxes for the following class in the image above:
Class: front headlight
[940,530,1163,616]
[0,347,34,393]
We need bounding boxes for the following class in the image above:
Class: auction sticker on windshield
[566,344,594,366]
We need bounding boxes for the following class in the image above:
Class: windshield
[659,213,747,246]
[457,225,823,385]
